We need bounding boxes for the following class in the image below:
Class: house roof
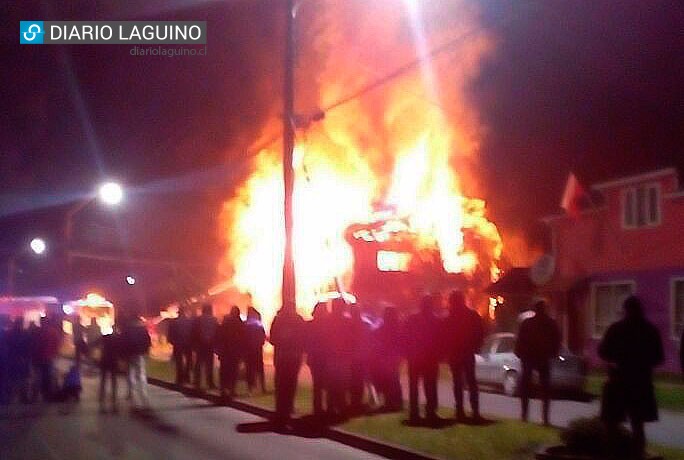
[591,167,678,191]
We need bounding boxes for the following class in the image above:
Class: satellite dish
[530,254,555,286]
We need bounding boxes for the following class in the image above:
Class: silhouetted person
[599,295,664,457]
[85,317,102,360]
[6,318,31,403]
[35,316,63,401]
[327,298,353,418]
[193,303,218,389]
[216,306,244,399]
[307,302,330,418]
[373,307,403,412]
[244,306,267,394]
[445,290,484,421]
[72,317,87,367]
[270,302,305,429]
[121,311,152,409]
[514,300,561,426]
[404,295,442,425]
[349,305,370,414]
[98,327,122,412]
[168,306,193,385]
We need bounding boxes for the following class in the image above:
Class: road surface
[0,366,382,460]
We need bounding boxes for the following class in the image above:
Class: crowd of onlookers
[0,315,65,404]
[166,303,267,398]
[0,306,153,413]
[2,290,675,458]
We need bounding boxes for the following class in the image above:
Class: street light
[30,237,47,255]
[6,238,49,295]
[125,275,136,285]
[98,182,124,206]
[64,181,124,280]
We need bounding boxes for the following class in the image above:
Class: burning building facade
[217,1,504,328]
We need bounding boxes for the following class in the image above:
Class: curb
[147,377,442,460]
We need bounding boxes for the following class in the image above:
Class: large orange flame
[218,0,502,328]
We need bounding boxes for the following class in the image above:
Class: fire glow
[218,1,503,328]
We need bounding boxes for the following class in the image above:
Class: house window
[591,281,635,337]
[622,183,660,228]
[672,279,684,340]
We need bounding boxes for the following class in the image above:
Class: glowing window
[377,251,411,272]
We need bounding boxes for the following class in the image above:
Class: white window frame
[671,277,684,341]
[621,182,662,229]
[590,280,636,339]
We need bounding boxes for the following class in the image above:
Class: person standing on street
[270,301,305,430]
[168,305,193,385]
[404,294,442,425]
[192,303,218,390]
[373,307,403,412]
[98,325,122,412]
[244,306,267,395]
[445,290,484,422]
[215,306,244,399]
[599,295,664,457]
[307,302,330,418]
[514,299,561,426]
[121,310,152,410]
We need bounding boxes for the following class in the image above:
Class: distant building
[544,167,684,372]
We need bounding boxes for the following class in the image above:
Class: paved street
[0,366,381,460]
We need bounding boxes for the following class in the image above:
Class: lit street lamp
[99,182,124,206]
[30,237,47,255]
[6,237,48,295]
[64,181,124,275]
[125,275,136,285]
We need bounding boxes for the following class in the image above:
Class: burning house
[216,1,505,328]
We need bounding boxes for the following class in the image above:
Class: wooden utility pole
[282,0,296,310]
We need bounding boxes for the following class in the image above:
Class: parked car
[475,332,587,396]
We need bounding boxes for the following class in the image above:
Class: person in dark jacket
[514,299,561,426]
[404,294,442,425]
[168,305,193,385]
[244,306,267,394]
[72,317,87,367]
[35,316,63,402]
[599,295,664,457]
[445,290,484,421]
[98,326,122,412]
[270,302,305,429]
[193,303,218,389]
[307,302,330,418]
[373,307,403,412]
[326,298,353,418]
[121,312,151,409]
[6,318,32,404]
[348,305,371,414]
[216,306,244,399]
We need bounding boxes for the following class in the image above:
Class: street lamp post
[6,238,48,295]
[64,181,123,276]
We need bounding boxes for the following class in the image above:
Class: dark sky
[2,0,684,270]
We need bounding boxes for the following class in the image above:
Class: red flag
[560,173,586,216]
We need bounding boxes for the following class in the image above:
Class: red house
[544,167,684,372]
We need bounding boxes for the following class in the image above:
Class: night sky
[2,1,684,284]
